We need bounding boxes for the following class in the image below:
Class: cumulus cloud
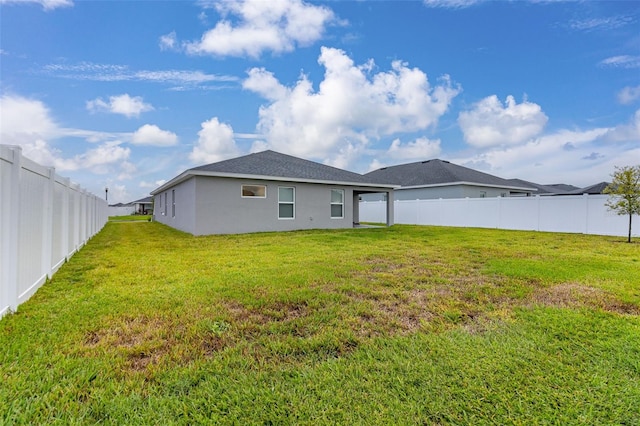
[185,0,336,58]
[189,117,240,164]
[131,124,178,146]
[618,85,640,105]
[386,137,442,160]
[0,0,72,10]
[243,47,460,165]
[55,142,132,173]
[0,94,58,140]
[458,95,548,147]
[87,94,154,118]
[453,109,640,187]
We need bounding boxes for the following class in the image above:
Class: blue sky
[1,0,639,203]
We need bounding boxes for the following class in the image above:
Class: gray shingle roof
[504,179,563,195]
[565,181,611,195]
[188,150,388,185]
[366,159,533,190]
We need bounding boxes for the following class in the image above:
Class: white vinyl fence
[108,205,135,217]
[360,194,638,237]
[1,145,108,318]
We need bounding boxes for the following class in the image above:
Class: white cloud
[618,85,640,105]
[0,0,73,10]
[386,137,442,160]
[87,94,154,118]
[568,15,634,32]
[131,124,178,146]
[453,109,640,187]
[423,0,480,9]
[0,94,58,140]
[599,55,640,69]
[243,47,460,165]
[54,142,131,174]
[185,0,336,58]
[139,179,167,189]
[189,117,240,164]
[458,95,548,148]
[43,62,238,89]
[159,31,178,51]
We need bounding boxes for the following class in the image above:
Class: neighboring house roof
[565,181,611,195]
[504,179,564,195]
[366,159,536,192]
[133,196,153,204]
[543,183,580,192]
[152,150,397,195]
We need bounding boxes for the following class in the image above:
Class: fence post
[1,146,21,314]
[61,177,70,260]
[583,193,589,235]
[536,195,541,231]
[42,167,55,281]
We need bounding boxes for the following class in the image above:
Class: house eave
[151,170,398,195]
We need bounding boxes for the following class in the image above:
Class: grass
[108,214,152,222]
[1,223,639,424]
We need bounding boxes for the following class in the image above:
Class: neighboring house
[564,181,611,195]
[364,159,536,201]
[133,196,154,215]
[150,150,396,235]
[504,179,568,195]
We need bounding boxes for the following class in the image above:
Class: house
[133,196,154,215]
[364,159,536,201]
[503,180,611,196]
[150,150,396,235]
[564,182,611,195]
[503,179,568,195]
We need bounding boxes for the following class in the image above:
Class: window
[242,185,266,198]
[171,189,175,218]
[278,187,295,219]
[480,191,486,198]
[164,193,167,216]
[330,189,344,219]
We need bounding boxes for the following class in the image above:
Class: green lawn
[108,214,152,222]
[1,223,639,424]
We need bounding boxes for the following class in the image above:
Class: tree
[603,165,640,243]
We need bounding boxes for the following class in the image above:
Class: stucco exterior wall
[153,177,196,234]
[192,176,362,235]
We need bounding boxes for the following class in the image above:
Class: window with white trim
[330,189,344,219]
[242,185,266,198]
[278,187,295,219]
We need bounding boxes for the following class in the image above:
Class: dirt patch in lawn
[527,283,640,314]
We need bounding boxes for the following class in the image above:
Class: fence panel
[359,195,638,238]
[0,145,108,318]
